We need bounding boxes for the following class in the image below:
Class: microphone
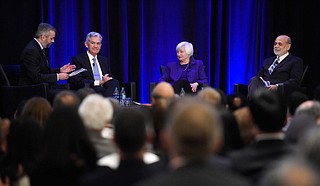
[92,62,95,67]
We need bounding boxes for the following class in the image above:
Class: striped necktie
[269,57,279,75]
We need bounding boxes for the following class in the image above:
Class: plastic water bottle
[120,87,126,106]
[180,88,185,97]
[113,87,120,102]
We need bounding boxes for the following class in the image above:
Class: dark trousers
[248,76,267,99]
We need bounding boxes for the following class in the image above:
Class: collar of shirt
[277,52,289,64]
[34,38,44,50]
[87,51,97,61]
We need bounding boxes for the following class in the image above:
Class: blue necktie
[92,58,101,80]
[269,57,279,75]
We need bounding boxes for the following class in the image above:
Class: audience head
[176,41,193,58]
[151,81,175,105]
[298,127,320,172]
[52,90,81,109]
[76,87,96,102]
[3,116,43,181]
[227,93,247,112]
[41,107,97,168]
[78,94,113,131]
[260,157,320,186]
[21,96,52,127]
[196,87,221,107]
[113,109,148,155]
[233,106,257,145]
[295,100,320,125]
[285,114,317,145]
[34,23,56,48]
[0,117,10,153]
[249,89,287,132]
[287,91,309,116]
[164,96,222,163]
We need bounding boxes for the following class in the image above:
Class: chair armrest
[0,83,49,119]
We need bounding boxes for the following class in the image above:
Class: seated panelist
[68,31,119,97]
[159,41,208,94]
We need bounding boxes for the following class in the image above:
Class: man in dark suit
[229,89,294,184]
[135,97,251,186]
[248,35,303,99]
[19,23,75,86]
[68,32,119,97]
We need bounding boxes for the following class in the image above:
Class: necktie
[92,58,101,80]
[269,57,279,75]
[42,49,49,65]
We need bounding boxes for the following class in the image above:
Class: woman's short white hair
[176,41,194,56]
[78,94,113,130]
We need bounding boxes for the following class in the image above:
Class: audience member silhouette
[294,100,320,124]
[76,87,96,102]
[283,91,309,131]
[0,116,43,186]
[233,106,258,146]
[229,89,293,184]
[20,97,52,127]
[81,109,160,186]
[52,90,81,109]
[32,107,98,186]
[259,156,320,186]
[285,114,317,145]
[135,96,251,186]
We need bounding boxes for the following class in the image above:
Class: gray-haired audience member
[78,94,116,158]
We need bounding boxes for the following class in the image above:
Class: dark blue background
[1,0,319,103]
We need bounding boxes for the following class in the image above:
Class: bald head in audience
[295,100,320,125]
[151,82,175,105]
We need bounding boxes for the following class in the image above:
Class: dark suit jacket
[257,55,303,87]
[19,39,59,86]
[229,139,294,184]
[79,158,160,186]
[135,162,251,186]
[68,52,112,90]
[159,57,208,86]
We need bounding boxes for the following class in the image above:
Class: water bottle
[113,87,120,102]
[180,88,185,97]
[120,87,126,106]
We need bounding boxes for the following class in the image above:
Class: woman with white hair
[159,41,208,94]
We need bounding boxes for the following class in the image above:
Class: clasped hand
[190,82,199,92]
[100,74,113,85]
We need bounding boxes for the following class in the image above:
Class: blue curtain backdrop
[1,0,318,103]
